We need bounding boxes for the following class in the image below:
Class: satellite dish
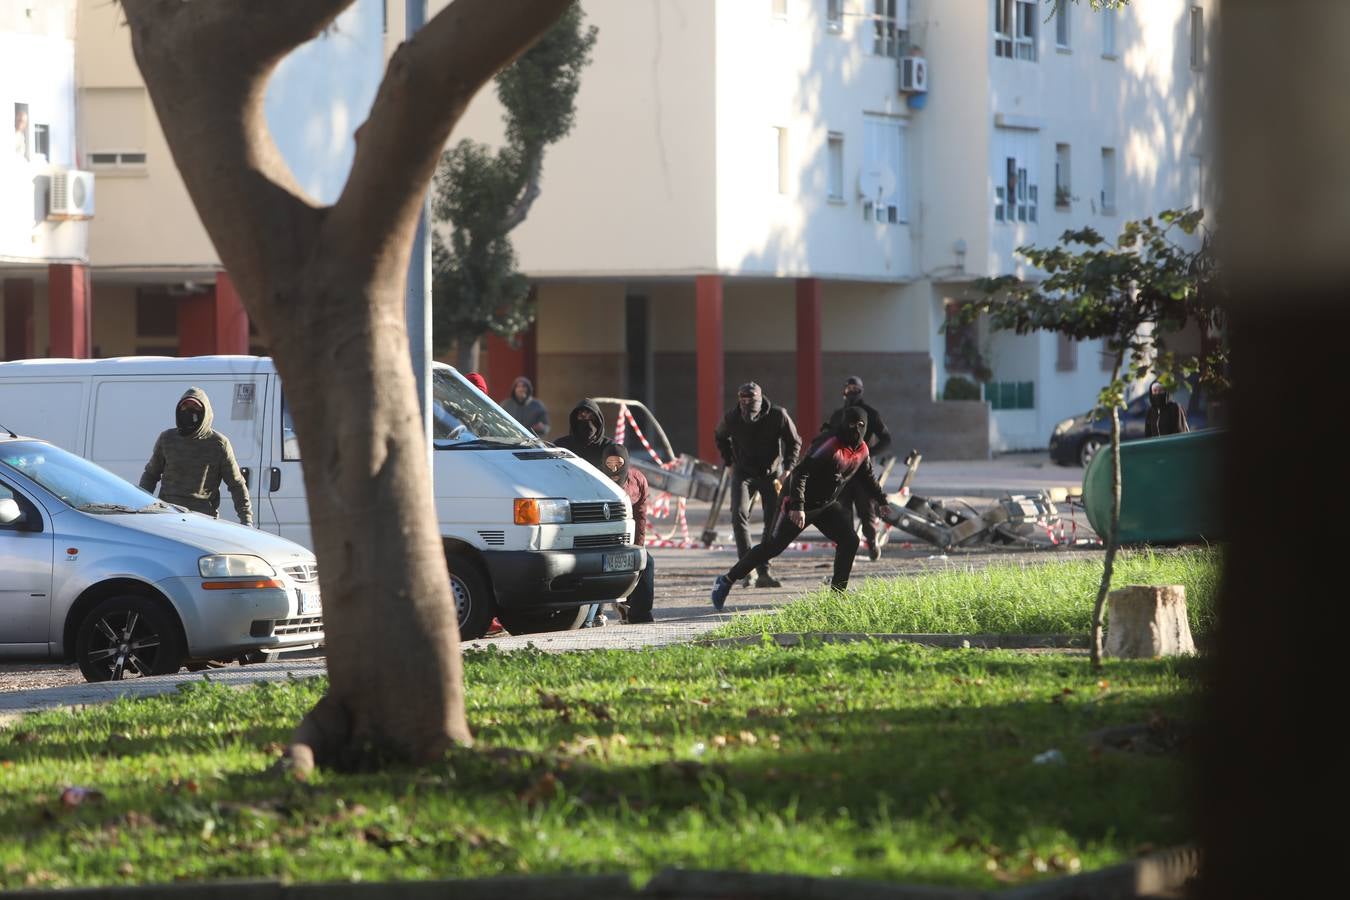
[876,164,898,198]
[858,168,883,200]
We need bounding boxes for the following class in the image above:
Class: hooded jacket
[1144,382,1190,437]
[554,398,622,474]
[139,387,253,525]
[604,445,650,545]
[714,396,802,478]
[823,396,893,459]
[785,410,886,513]
[502,376,550,438]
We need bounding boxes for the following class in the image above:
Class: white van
[0,356,641,638]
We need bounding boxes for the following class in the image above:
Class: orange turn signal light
[201,578,285,591]
[513,498,540,526]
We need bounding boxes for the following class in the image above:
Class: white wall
[1,3,86,265]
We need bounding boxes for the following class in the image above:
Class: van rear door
[88,375,267,524]
[256,378,311,548]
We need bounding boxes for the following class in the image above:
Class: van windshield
[432,369,542,449]
[0,441,171,513]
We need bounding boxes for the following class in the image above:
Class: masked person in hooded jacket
[502,376,550,439]
[714,382,802,588]
[583,445,656,626]
[139,387,253,525]
[1144,381,1190,437]
[711,406,892,610]
[554,398,622,474]
[822,375,893,560]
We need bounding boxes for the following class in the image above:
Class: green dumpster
[1082,429,1226,544]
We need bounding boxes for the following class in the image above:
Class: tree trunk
[1089,352,1126,668]
[119,0,573,770]
[456,336,481,373]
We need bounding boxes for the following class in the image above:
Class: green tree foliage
[432,2,597,362]
[960,208,1225,666]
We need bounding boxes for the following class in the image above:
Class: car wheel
[1078,436,1106,467]
[496,605,589,636]
[75,595,184,682]
[446,552,497,640]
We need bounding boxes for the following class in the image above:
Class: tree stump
[1105,585,1197,658]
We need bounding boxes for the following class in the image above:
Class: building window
[1056,333,1078,372]
[772,0,788,19]
[1189,153,1204,211]
[1102,7,1117,57]
[994,1,1036,61]
[862,115,906,224]
[1055,143,1071,207]
[88,151,147,169]
[997,158,1038,223]
[826,0,843,32]
[1189,6,1204,69]
[33,123,49,161]
[1055,1,1070,48]
[872,0,901,58]
[1100,147,1116,214]
[12,103,29,161]
[985,380,1035,411]
[773,127,789,194]
[827,132,845,201]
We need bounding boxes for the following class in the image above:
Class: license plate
[297,588,322,616]
[603,550,637,573]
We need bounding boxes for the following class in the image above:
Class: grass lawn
[711,548,1221,639]
[0,642,1199,891]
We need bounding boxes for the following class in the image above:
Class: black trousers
[842,480,879,547]
[729,471,779,577]
[726,499,861,591]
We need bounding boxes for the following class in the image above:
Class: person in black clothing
[711,406,893,610]
[554,399,621,474]
[714,382,802,588]
[822,375,893,561]
[1145,381,1190,437]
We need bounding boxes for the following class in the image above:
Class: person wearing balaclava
[583,444,656,626]
[139,387,253,525]
[821,375,894,561]
[1144,380,1190,437]
[554,398,621,474]
[502,375,550,439]
[713,382,802,588]
[711,406,893,611]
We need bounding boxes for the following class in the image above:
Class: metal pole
[405,0,433,466]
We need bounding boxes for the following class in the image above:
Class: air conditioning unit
[899,55,928,93]
[47,169,96,221]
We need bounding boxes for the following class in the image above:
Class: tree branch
[328,0,573,270]
[501,147,544,233]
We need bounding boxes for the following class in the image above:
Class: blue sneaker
[710,575,733,611]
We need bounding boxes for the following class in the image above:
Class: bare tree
[118,0,572,771]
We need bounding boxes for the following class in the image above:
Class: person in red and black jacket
[710,406,893,610]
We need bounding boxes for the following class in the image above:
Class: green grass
[0,642,1199,890]
[711,548,1221,639]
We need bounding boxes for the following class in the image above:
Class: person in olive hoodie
[554,398,621,474]
[714,382,802,588]
[139,387,253,525]
[711,406,892,611]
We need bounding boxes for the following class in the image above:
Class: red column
[3,278,35,360]
[214,271,249,354]
[696,275,724,463]
[177,293,215,357]
[47,264,89,358]
[485,321,537,401]
[795,277,823,435]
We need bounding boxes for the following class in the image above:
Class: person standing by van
[503,376,550,439]
[554,398,621,473]
[139,388,253,526]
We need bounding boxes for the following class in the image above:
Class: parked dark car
[1049,385,1211,466]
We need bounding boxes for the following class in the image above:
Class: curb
[699,632,1090,650]
[0,848,1197,898]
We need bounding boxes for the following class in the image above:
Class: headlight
[513,498,571,525]
[1053,418,1076,435]
[198,555,276,578]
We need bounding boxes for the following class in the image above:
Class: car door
[88,375,267,525]
[256,378,312,549]
[0,475,53,653]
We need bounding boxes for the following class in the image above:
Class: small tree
[962,209,1225,667]
[432,4,597,371]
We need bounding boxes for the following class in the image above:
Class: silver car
[0,434,324,682]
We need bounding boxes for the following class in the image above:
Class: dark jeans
[727,499,861,591]
[730,471,779,578]
[584,555,655,625]
[842,480,879,548]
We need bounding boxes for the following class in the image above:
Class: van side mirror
[0,498,23,526]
